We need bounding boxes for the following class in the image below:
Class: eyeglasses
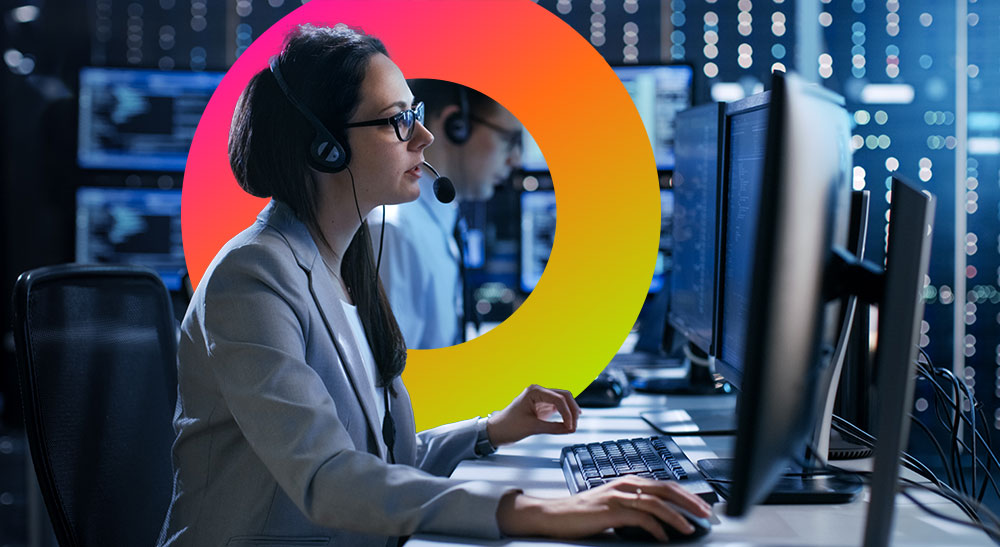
[346,101,425,142]
[470,114,523,151]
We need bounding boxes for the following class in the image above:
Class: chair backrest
[12,264,179,547]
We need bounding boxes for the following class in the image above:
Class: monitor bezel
[711,90,772,384]
[666,101,726,355]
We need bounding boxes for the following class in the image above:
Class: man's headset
[443,85,471,145]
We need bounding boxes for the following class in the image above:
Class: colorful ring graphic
[182,0,660,429]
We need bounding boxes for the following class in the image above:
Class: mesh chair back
[12,264,179,547]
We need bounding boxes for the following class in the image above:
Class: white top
[369,174,463,349]
[339,298,386,426]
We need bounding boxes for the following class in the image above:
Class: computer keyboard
[560,435,718,504]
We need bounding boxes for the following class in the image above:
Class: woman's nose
[410,120,434,151]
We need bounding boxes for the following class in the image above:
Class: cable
[914,352,1000,498]
[824,463,983,526]
[918,368,976,497]
[927,376,1000,488]
[830,343,1000,531]
[909,411,958,487]
[831,416,942,487]
[978,403,997,503]
[910,350,1000,511]
[376,205,385,280]
[831,415,977,517]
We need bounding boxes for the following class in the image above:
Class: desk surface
[409,393,992,546]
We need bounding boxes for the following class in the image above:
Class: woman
[158,24,710,546]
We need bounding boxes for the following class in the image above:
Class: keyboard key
[574,447,595,468]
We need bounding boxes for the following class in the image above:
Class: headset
[443,85,471,145]
[269,56,350,173]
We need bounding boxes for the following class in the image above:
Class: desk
[409,393,992,546]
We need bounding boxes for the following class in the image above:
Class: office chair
[11,264,178,547]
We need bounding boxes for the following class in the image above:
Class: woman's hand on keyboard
[496,475,712,541]
[485,384,583,446]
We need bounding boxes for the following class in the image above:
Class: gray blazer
[158,200,514,547]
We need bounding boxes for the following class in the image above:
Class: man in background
[372,80,523,349]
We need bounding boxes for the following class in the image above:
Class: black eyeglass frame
[468,114,523,150]
[346,101,425,142]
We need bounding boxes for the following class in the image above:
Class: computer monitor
[693,72,860,515]
[520,128,548,173]
[725,73,855,515]
[615,64,693,172]
[650,190,674,294]
[864,176,935,546]
[77,67,224,171]
[668,102,725,354]
[519,189,672,294]
[75,187,186,291]
[519,190,556,292]
[713,91,771,384]
[519,64,693,173]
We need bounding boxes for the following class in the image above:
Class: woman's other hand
[486,384,582,446]
[496,476,713,542]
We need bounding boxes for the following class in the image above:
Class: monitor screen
[615,64,693,171]
[76,187,185,291]
[520,189,671,293]
[519,190,557,292]
[650,190,674,294]
[519,64,693,173]
[78,67,224,171]
[718,97,770,379]
[520,128,548,173]
[669,103,722,353]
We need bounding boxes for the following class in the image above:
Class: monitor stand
[628,344,731,395]
[641,407,736,436]
[696,458,863,505]
[828,429,871,460]
[693,266,869,504]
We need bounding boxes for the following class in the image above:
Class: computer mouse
[613,501,712,542]
[575,373,626,408]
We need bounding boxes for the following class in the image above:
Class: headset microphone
[421,161,456,204]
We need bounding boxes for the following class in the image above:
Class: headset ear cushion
[444,111,470,144]
[308,126,349,172]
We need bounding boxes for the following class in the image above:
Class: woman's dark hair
[229,24,406,388]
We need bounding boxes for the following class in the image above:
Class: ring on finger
[632,488,643,509]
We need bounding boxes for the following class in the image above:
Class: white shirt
[339,299,386,426]
[370,174,463,349]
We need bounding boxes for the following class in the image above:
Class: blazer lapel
[308,266,387,460]
[260,200,387,460]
